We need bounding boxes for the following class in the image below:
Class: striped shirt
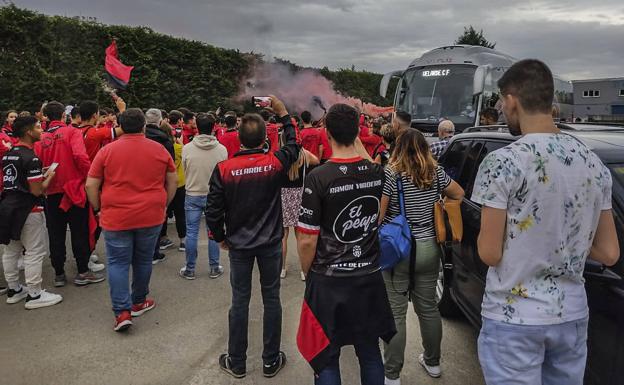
[382,166,451,239]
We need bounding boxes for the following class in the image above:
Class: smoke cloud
[239,61,392,119]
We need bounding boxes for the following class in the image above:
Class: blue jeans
[103,225,161,315]
[478,317,589,385]
[315,340,385,385]
[227,243,282,370]
[184,194,219,270]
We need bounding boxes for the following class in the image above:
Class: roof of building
[572,77,624,84]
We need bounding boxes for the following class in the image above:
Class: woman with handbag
[379,129,464,385]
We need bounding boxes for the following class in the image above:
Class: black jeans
[160,186,186,239]
[45,193,90,275]
[228,243,282,370]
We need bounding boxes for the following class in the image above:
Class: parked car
[436,123,624,385]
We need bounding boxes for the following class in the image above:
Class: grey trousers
[2,212,48,296]
[382,238,442,380]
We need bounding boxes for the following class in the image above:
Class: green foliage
[0,5,394,113]
[320,66,396,107]
[455,25,496,49]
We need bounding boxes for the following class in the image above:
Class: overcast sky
[12,0,624,80]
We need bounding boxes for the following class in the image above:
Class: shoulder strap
[435,167,443,201]
[396,174,406,216]
[302,150,308,186]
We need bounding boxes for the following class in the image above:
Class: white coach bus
[380,45,574,135]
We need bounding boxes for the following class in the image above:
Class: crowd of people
[0,59,619,385]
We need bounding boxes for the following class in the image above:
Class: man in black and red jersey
[296,103,396,385]
[0,116,63,309]
[206,95,299,379]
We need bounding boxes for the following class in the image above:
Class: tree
[455,26,496,49]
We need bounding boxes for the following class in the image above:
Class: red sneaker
[131,298,156,317]
[114,311,133,332]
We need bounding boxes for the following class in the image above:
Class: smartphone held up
[252,96,272,109]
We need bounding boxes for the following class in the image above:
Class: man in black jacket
[206,95,299,379]
[144,108,174,264]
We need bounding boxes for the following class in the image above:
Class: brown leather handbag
[433,171,463,244]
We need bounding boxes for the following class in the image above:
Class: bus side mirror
[380,70,403,98]
[473,66,489,95]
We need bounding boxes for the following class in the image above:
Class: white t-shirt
[471,133,612,325]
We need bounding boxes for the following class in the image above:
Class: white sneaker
[18,256,24,271]
[88,260,106,272]
[300,272,306,281]
[90,254,99,263]
[24,290,63,310]
[6,287,28,304]
[385,377,401,385]
[280,269,287,279]
[418,353,441,378]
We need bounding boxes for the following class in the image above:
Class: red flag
[105,40,133,87]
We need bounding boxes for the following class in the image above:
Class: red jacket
[300,127,322,158]
[82,125,116,161]
[218,129,241,159]
[182,124,198,144]
[97,121,114,147]
[34,121,91,196]
[214,125,227,140]
[358,124,380,156]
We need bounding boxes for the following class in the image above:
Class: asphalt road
[0,223,484,385]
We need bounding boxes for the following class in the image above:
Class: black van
[436,123,624,385]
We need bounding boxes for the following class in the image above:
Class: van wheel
[436,266,461,317]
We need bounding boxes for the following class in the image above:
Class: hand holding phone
[252,96,272,109]
[44,162,59,177]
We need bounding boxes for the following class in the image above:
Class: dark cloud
[12,0,624,79]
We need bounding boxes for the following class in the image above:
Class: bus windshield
[397,65,477,125]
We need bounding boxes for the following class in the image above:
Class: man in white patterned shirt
[472,59,619,385]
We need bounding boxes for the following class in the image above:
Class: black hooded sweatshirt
[145,124,174,161]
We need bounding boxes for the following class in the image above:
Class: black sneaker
[152,253,167,265]
[219,354,246,379]
[159,239,174,250]
[263,351,287,378]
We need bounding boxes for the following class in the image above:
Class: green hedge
[0,5,394,113]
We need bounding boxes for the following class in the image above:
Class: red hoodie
[219,129,241,159]
[266,123,280,153]
[300,127,322,158]
[34,120,91,196]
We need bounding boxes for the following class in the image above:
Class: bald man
[430,120,455,159]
